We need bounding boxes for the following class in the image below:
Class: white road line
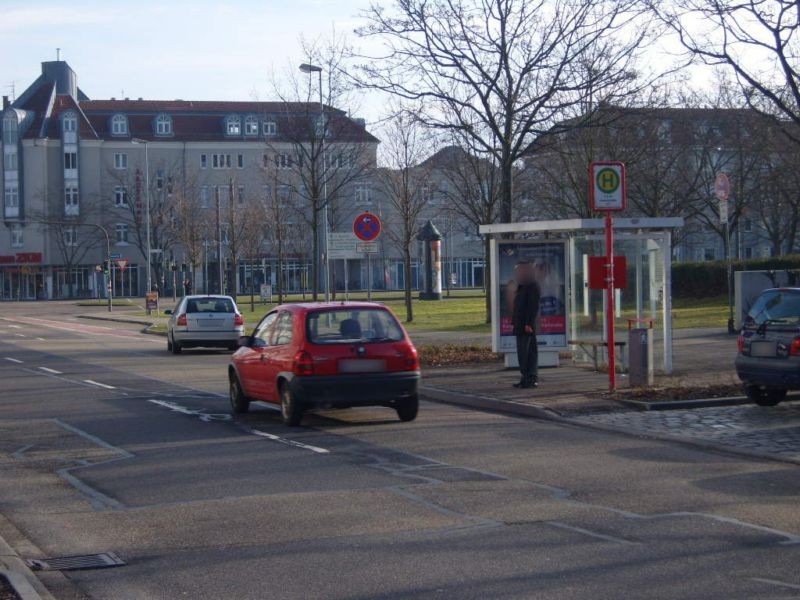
[3,357,23,364]
[36,337,46,341]
[15,333,26,337]
[83,379,116,390]
[7,325,20,329]
[38,367,63,375]
[545,521,639,546]
[251,429,330,454]
[750,578,800,591]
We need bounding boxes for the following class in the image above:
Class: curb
[419,386,800,468]
[78,314,167,337]
[0,535,52,600]
[615,395,751,411]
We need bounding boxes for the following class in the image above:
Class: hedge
[672,255,800,298]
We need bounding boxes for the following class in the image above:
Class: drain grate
[26,552,125,571]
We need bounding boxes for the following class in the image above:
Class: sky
[1,0,381,118]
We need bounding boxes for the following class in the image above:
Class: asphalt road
[1,302,799,600]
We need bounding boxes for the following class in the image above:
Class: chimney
[2,96,9,109]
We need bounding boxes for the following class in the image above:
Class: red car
[228,302,421,426]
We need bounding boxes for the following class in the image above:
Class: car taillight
[293,351,314,376]
[403,346,419,371]
[737,334,744,353]
[234,313,244,326]
[790,337,800,356]
[177,313,187,326]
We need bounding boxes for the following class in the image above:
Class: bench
[568,339,627,371]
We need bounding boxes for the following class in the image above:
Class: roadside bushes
[672,255,800,298]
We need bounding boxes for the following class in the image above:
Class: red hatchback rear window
[306,308,404,344]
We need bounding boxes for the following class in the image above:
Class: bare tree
[168,174,209,295]
[356,0,656,223]
[651,0,800,142]
[375,111,434,322]
[270,33,377,299]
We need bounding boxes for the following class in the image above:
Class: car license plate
[197,319,224,329]
[750,341,778,357]
[338,359,386,373]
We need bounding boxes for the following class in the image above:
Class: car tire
[280,382,304,427]
[229,374,250,414]
[396,394,419,422]
[167,336,173,352]
[745,385,786,406]
[170,334,182,355]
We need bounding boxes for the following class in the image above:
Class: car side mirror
[237,335,252,348]
[252,337,268,348]
[164,309,173,315]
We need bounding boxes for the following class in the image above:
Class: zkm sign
[0,252,43,265]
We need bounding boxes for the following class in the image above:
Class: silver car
[165,295,244,354]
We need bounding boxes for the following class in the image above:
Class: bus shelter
[479,217,684,375]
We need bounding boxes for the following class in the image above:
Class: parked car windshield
[745,290,800,326]
[185,297,236,313]
[306,308,404,344]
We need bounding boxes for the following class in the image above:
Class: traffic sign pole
[605,212,616,391]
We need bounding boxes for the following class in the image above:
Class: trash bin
[628,319,654,387]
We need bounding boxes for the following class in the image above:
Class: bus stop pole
[605,212,616,391]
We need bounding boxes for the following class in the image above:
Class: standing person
[512,261,541,389]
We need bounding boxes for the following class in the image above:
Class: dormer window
[111,114,128,136]
[244,115,259,136]
[155,113,172,136]
[63,112,78,133]
[263,120,277,136]
[3,112,18,145]
[226,115,241,136]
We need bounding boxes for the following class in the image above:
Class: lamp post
[299,62,330,301]
[131,138,151,295]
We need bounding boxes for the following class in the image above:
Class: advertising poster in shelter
[493,240,568,353]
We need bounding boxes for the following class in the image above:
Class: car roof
[275,301,388,312]
[183,294,235,300]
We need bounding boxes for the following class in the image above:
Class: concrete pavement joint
[544,521,640,546]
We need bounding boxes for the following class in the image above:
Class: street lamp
[131,138,151,295]
[299,62,330,301]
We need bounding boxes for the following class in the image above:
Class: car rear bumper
[290,371,420,408]
[735,355,800,388]
[173,329,243,347]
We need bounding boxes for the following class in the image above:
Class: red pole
[605,212,616,391]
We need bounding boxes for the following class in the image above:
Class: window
[744,218,752,233]
[155,114,172,135]
[420,185,434,203]
[65,186,79,207]
[745,246,753,259]
[111,114,128,136]
[167,176,173,195]
[115,223,129,244]
[355,184,371,205]
[10,224,23,248]
[3,150,17,171]
[114,153,128,169]
[254,312,278,345]
[315,114,329,138]
[2,114,18,144]
[200,186,209,208]
[64,226,77,247]
[262,184,272,201]
[226,115,241,136]
[237,185,245,204]
[237,154,244,169]
[155,171,164,191]
[275,154,291,169]
[278,184,291,201]
[245,116,259,136]
[272,312,294,346]
[214,186,222,204]
[64,152,78,170]
[263,120,277,136]
[63,112,77,133]
[200,154,207,169]
[306,308,404,344]
[212,154,232,169]
[114,186,128,207]
[704,247,716,261]
[4,185,19,207]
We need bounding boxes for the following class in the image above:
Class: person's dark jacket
[512,281,541,336]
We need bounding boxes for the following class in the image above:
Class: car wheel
[396,394,419,422]
[280,382,304,426]
[229,374,250,414]
[745,385,786,406]
[171,335,182,355]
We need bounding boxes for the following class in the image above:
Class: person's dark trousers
[515,333,538,386]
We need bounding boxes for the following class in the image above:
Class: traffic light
[103,260,110,275]
[171,263,178,272]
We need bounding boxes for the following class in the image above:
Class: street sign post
[328,232,360,260]
[356,242,379,253]
[589,161,627,392]
[109,252,122,260]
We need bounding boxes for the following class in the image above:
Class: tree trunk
[500,152,513,224]
[404,244,413,323]
[311,205,320,301]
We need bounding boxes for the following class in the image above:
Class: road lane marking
[4,357,23,364]
[148,399,231,421]
[750,578,800,591]
[250,428,330,454]
[545,521,639,546]
[7,325,20,329]
[15,334,26,337]
[36,337,46,341]
[84,380,116,390]
[38,367,63,375]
